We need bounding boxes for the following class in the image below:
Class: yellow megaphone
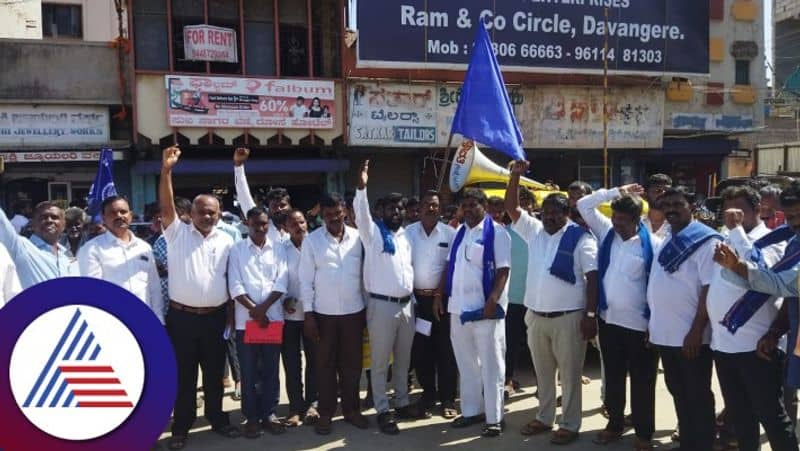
[449,140,551,192]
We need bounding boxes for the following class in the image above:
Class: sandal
[550,428,580,445]
[451,414,486,428]
[442,403,458,420]
[168,435,187,450]
[592,429,622,445]
[212,424,241,438]
[481,422,504,437]
[520,419,552,436]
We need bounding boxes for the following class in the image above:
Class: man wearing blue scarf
[353,160,421,435]
[433,188,510,437]
[576,184,661,449]
[505,161,598,445]
[707,185,798,451]
[647,186,722,451]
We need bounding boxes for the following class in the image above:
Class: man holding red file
[228,206,289,439]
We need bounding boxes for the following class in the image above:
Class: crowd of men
[3,146,800,451]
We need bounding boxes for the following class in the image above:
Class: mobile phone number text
[487,43,663,64]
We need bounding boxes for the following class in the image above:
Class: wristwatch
[586,311,597,319]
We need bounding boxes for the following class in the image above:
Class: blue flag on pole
[87,148,118,217]
[450,21,524,161]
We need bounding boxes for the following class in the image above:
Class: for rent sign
[183,25,238,63]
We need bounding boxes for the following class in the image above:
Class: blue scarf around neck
[721,227,800,334]
[549,223,590,284]
[374,220,396,255]
[597,222,653,317]
[445,215,496,302]
[657,221,722,273]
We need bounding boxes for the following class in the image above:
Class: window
[279,0,309,76]
[42,4,82,38]
[244,0,276,76]
[133,0,169,70]
[735,59,751,85]
[313,0,342,77]
[172,0,206,73]
[207,0,241,74]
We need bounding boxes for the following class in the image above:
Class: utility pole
[602,7,609,188]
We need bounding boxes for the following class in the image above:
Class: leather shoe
[377,412,399,435]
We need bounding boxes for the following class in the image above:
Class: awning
[646,137,739,156]
[133,159,349,175]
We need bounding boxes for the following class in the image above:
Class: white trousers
[450,314,506,424]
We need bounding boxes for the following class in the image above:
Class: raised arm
[0,205,29,262]
[159,146,180,229]
[233,147,257,216]
[354,159,377,243]
[504,160,529,224]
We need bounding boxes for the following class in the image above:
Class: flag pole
[436,132,455,191]
[602,6,609,189]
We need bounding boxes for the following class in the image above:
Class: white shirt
[447,220,511,314]
[643,216,671,240]
[577,188,663,332]
[647,224,720,347]
[234,165,287,244]
[299,225,364,315]
[10,214,28,234]
[707,223,783,353]
[291,104,308,119]
[513,214,598,313]
[406,221,455,290]
[354,188,414,297]
[77,231,164,323]
[0,243,22,306]
[228,236,288,330]
[163,219,234,308]
[283,239,305,321]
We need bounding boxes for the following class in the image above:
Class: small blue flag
[87,148,118,217]
[450,21,524,161]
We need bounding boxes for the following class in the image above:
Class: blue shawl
[549,224,590,284]
[374,220,395,255]
[721,227,800,334]
[445,215,496,302]
[597,222,654,317]
[657,221,722,273]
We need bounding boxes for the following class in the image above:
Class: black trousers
[411,295,457,405]
[315,310,365,418]
[224,332,241,383]
[166,306,230,435]
[659,345,715,451]
[714,350,798,451]
[505,303,529,382]
[281,319,318,414]
[598,320,658,440]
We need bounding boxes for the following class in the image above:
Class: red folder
[244,320,284,344]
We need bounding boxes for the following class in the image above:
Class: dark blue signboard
[356,0,709,75]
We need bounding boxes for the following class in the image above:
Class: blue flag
[450,21,524,161]
[87,148,118,217]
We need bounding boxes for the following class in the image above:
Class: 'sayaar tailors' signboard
[166,76,335,129]
[356,0,709,76]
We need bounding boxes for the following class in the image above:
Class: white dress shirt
[513,214,598,313]
[647,225,720,347]
[643,216,671,240]
[162,219,234,308]
[299,225,364,315]
[283,239,305,321]
[77,231,164,323]
[354,188,414,297]
[10,214,29,234]
[228,236,289,330]
[406,221,455,290]
[0,243,22,306]
[707,223,783,353]
[447,220,511,314]
[577,188,663,332]
[234,165,287,244]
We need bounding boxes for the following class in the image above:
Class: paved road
[155,353,776,450]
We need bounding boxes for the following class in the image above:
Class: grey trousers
[367,296,416,413]
[526,309,587,432]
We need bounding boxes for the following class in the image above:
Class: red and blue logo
[0,277,176,450]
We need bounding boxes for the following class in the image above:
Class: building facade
[774,0,800,90]
[0,0,132,208]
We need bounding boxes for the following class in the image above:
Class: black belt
[369,292,412,304]
[532,309,582,318]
